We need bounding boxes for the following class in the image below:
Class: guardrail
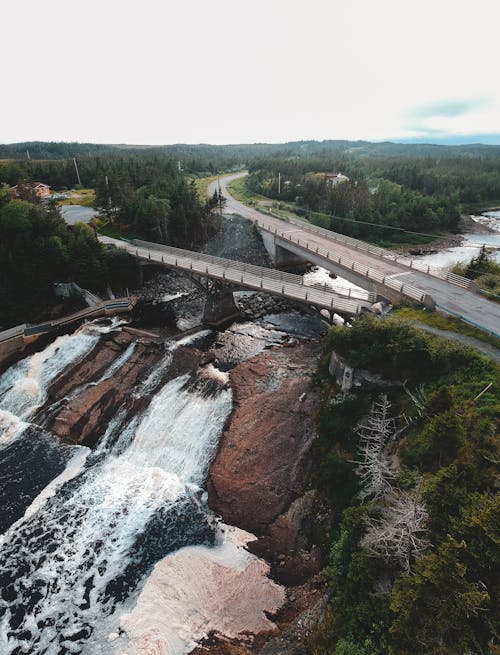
[131,239,369,315]
[254,222,429,306]
[256,206,476,293]
[131,240,376,302]
[0,324,27,341]
[444,272,479,291]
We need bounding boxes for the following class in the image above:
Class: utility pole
[278,172,281,195]
[73,158,82,186]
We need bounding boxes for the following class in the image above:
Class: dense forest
[309,316,499,655]
[92,156,220,248]
[245,153,500,242]
[1,139,500,325]
[2,139,500,164]
[0,188,137,328]
[0,154,224,327]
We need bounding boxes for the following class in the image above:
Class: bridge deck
[214,173,500,338]
[99,237,372,316]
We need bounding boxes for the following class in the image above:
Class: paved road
[411,322,500,364]
[212,173,500,337]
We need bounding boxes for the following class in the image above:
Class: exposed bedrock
[207,342,324,585]
[39,331,201,447]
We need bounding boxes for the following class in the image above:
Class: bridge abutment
[260,231,309,269]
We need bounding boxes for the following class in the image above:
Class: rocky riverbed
[19,312,330,655]
[0,212,334,655]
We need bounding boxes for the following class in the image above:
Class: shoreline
[397,213,498,256]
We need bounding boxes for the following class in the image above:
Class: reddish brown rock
[43,331,204,447]
[47,340,164,445]
[46,330,134,401]
[208,343,320,535]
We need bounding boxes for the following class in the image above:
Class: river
[0,308,320,654]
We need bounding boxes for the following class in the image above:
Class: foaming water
[0,409,28,446]
[23,445,90,520]
[0,370,233,655]
[96,342,136,384]
[121,373,232,484]
[0,321,121,420]
[0,319,287,655]
[116,525,285,655]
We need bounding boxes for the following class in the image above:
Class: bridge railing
[254,223,429,305]
[257,207,477,293]
[0,324,27,341]
[131,239,376,303]
[0,299,135,343]
[131,239,368,314]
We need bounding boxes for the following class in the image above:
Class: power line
[326,213,452,240]
[301,208,495,245]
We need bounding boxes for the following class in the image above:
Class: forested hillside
[244,153,500,243]
[0,188,136,328]
[2,138,500,173]
[0,152,225,327]
[309,317,499,655]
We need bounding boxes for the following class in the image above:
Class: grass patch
[58,188,96,207]
[394,306,500,349]
[192,175,219,201]
[90,216,143,242]
[227,176,266,205]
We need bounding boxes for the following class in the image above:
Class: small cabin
[10,182,51,199]
[325,172,349,189]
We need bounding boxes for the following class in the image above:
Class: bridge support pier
[203,289,240,327]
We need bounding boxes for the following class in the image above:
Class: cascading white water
[95,341,136,384]
[0,363,233,655]
[0,321,291,655]
[121,373,231,484]
[0,320,123,422]
[0,409,28,445]
[0,320,134,535]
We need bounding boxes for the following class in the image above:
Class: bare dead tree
[353,394,396,499]
[362,489,429,574]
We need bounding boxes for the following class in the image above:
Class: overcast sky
[2,0,499,145]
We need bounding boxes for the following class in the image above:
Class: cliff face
[207,342,324,585]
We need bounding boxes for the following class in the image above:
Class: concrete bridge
[99,236,378,322]
[212,172,500,338]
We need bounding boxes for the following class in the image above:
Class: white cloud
[1,0,499,143]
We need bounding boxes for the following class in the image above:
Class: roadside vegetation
[394,306,500,348]
[57,188,96,207]
[227,175,264,205]
[451,246,500,301]
[192,174,218,201]
[307,315,499,655]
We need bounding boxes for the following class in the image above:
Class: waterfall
[0,363,232,655]
[0,320,123,422]
[0,320,287,655]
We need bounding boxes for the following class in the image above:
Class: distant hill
[2,138,500,162]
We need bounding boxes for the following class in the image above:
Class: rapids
[0,318,286,655]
